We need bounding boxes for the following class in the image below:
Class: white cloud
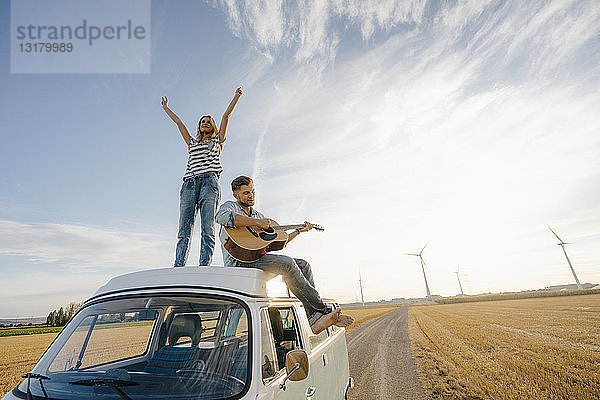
[0,220,178,317]
[213,0,600,79]
[0,220,172,269]
[212,0,428,67]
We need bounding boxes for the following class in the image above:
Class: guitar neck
[273,224,305,231]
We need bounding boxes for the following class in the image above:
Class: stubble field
[409,294,600,399]
[0,331,58,395]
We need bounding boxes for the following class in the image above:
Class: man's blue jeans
[174,173,220,267]
[244,254,331,323]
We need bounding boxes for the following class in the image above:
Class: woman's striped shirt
[182,137,223,180]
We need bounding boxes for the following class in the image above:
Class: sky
[1,0,600,318]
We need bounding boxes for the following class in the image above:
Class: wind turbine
[453,267,465,296]
[405,241,432,300]
[548,227,583,290]
[358,270,365,307]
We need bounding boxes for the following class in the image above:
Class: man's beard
[239,199,254,207]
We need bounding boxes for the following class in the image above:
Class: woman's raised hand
[161,96,190,144]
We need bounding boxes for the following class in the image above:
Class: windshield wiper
[22,372,50,400]
[69,378,138,400]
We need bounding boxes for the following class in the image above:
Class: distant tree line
[46,302,82,327]
[0,322,34,328]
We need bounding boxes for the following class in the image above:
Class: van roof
[93,266,279,299]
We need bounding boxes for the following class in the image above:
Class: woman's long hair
[197,115,219,141]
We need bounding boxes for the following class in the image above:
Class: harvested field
[409,294,600,399]
[0,331,59,395]
[343,304,402,332]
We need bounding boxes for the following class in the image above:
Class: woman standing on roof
[162,87,242,267]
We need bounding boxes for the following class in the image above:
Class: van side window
[269,307,302,367]
[260,309,278,381]
[260,306,303,383]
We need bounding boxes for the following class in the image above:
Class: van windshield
[19,295,250,400]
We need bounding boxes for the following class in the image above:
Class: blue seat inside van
[145,314,203,374]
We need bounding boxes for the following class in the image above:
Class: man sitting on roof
[215,175,354,334]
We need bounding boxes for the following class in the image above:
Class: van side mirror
[285,349,309,381]
[279,349,309,390]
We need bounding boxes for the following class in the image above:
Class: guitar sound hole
[264,227,275,234]
[259,231,277,241]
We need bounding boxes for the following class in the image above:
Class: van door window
[260,309,278,381]
[261,307,302,378]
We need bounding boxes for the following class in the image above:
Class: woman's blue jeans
[174,173,220,267]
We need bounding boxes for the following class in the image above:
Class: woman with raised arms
[161,87,242,267]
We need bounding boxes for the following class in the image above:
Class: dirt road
[347,306,427,400]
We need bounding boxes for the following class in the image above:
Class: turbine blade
[548,226,564,243]
[420,241,430,254]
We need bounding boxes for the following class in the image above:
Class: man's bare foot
[310,309,355,334]
[310,309,340,335]
[334,312,354,328]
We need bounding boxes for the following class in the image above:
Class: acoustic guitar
[220,219,324,262]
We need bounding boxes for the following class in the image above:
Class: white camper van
[3,267,354,400]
